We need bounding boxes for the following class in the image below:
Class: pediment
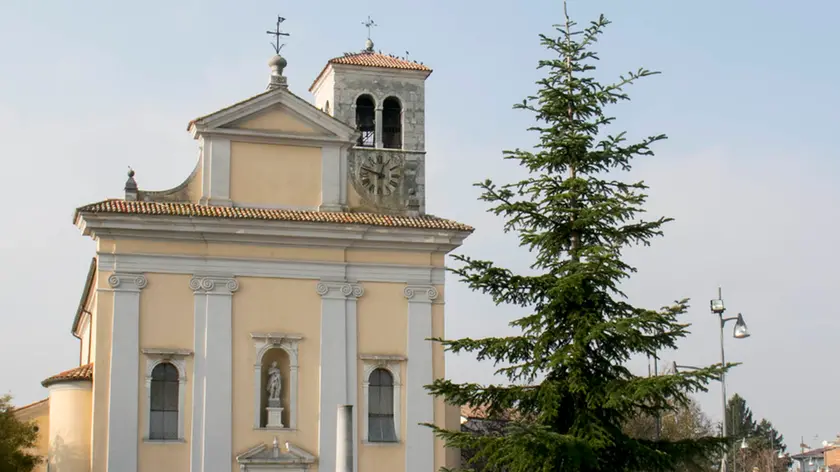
[225,105,327,135]
[189,87,357,143]
[236,440,316,470]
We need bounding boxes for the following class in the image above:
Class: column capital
[403,285,438,303]
[107,272,147,291]
[316,282,364,299]
[189,275,239,294]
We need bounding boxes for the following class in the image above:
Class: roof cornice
[76,212,470,253]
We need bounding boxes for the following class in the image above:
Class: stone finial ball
[268,54,287,70]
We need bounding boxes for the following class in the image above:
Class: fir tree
[427,4,730,471]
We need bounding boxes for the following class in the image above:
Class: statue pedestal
[266,406,285,428]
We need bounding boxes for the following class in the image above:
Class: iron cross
[267,16,290,54]
[362,16,377,40]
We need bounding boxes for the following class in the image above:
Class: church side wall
[14,401,50,472]
[229,142,322,209]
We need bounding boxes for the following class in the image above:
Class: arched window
[324,100,331,116]
[368,368,397,442]
[382,97,402,149]
[149,362,179,440]
[355,95,375,147]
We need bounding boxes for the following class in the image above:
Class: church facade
[24,37,472,472]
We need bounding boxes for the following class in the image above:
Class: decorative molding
[80,213,470,253]
[403,285,438,302]
[359,354,407,362]
[143,355,188,442]
[236,440,316,471]
[141,348,193,357]
[361,358,403,443]
[251,333,301,430]
[100,253,444,286]
[106,272,147,291]
[45,380,92,392]
[189,275,239,294]
[316,282,364,299]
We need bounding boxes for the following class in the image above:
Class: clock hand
[361,165,384,178]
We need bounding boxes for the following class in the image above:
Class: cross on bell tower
[266,15,290,90]
[361,16,377,51]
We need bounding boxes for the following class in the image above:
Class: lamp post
[710,287,751,472]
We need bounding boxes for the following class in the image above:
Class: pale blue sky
[2,0,839,451]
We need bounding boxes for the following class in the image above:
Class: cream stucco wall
[231,106,322,135]
[356,282,409,472]
[231,277,321,471]
[229,142,322,208]
[47,381,92,472]
[137,273,194,471]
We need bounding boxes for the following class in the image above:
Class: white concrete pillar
[316,282,364,472]
[336,405,354,472]
[189,275,239,472]
[199,136,232,206]
[106,272,147,472]
[375,107,384,149]
[404,285,438,472]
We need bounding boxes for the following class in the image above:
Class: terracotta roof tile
[41,363,93,387]
[310,51,432,92]
[328,51,431,72]
[75,200,473,232]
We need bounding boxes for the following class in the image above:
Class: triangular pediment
[189,87,357,143]
[237,440,316,468]
[225,104,326,135]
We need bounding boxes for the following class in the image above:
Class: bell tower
[309,37,432,215]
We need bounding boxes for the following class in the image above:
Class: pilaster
[189,275,239,472]
[316,281,364,472]
[320,144,344,212]
[199,136,232,206]
[105,272,147,472]
[404,285,438,472]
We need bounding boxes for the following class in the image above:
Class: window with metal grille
[368,368,397,442]
[356,95,376,147]
[149,362,179,440]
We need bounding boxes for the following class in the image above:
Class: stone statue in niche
[267,361,282,407]
[265,360,284,428]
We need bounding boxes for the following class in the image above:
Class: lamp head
[733,313,750,339]
[710,298,725,314]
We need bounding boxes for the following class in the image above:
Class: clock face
[358,152,402,197]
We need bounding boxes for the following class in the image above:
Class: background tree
[623,397,717,472]
[724,394,787,472]
[0,394,41,472]
[426,3,728,471]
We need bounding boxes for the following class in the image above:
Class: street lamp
[710,287,751,472]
